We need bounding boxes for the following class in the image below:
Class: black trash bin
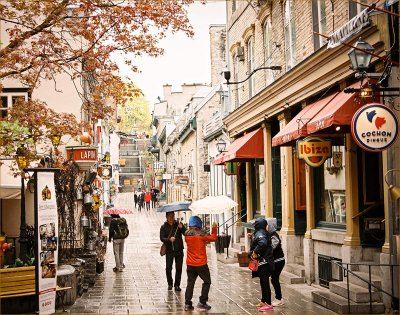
[215,235,231,253]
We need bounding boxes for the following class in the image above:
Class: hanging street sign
[351,103,399,152]
[296,136,332,167]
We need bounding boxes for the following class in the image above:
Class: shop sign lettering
[328,8,370,48]
[351,103,399,152]
[66,147,97,161]
[296,137,332,167]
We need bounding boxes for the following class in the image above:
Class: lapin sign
[296,136,332,167]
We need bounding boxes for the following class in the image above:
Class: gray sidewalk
[65,196,335,314]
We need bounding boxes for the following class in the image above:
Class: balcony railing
[203,111,223,138]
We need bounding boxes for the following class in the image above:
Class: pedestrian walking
[144,191,152,211]
[160,212,186,291]
[137,191,144,211]
[249,217,275,312]
[151,189,157,208]
[184,216,217,311]
[266,217,285,307]
[108,214,129,272]
[133,189,138,209]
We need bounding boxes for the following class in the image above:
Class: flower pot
[237,252,250,267]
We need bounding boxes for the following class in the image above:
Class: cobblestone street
[65,193,335,315]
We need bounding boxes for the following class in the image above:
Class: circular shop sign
[351,103,399,152]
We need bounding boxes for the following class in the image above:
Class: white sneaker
[271,299,284,307]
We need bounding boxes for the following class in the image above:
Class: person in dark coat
[133,189,138,209]
[266,217,285,307]
[249,217,275,311]
[159,211,186,291]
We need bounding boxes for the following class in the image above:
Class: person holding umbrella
[159,211,186,291]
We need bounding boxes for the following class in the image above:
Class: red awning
[213,128,264,165]
[272,81,364,147]
[271,92,339,146]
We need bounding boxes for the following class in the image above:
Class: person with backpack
[266,217,285,307]
[249,217,275,312]
[108,214,129,272]
[160,211,186,291]
[184,216,217,311]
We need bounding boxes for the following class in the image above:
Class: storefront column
[381,150,390,254]
[343,135,361,246]
[278,113,296,263]
[262,123,273,218]
[246,162,253,221]
[342,135,362,265]
[304,165,315,284]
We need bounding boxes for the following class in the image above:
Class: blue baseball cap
[189,216,202,228]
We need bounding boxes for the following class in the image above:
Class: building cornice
[223,26,383,135]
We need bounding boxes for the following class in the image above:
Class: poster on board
[36,171,58,314]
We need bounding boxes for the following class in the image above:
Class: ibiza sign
[296,137,332,167]
[351,103,399,152]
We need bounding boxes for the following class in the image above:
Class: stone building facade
[217,0,399,312]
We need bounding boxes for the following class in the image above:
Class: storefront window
[316,145,346,227]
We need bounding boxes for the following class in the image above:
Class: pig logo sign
[351,103,398,152]
[296,137,332,167]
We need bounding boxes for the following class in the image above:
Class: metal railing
[332,261,399,314]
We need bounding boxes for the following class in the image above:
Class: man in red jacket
[184,216,217,311]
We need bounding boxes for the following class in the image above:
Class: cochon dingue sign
[351,103,399,152]
[296,136,332,167]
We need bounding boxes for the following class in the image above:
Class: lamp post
[15,146,28,261]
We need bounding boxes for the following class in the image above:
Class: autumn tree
[0,0,195,159]
[118,85,152,135]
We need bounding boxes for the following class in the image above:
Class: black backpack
[113,218,129,239]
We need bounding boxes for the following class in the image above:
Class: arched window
[247,36,255,97]
[284,0,296,70]
[263,17,273,85]
[312,0,327,50]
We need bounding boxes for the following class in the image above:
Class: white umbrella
[189,195,238,215]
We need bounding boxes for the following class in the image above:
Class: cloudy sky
[115,1,226,108]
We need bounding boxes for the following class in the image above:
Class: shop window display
[317,145,346,225]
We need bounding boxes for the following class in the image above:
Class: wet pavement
[64,193,335,315]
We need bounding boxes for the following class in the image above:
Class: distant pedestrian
[133,189,138,209]
[137,191,144,211]
[108,214,129,272]
[249,217,275,311]
[266,217,285,307]
[160,212,186,292]
[144,191,152,211]
[151,189,157,208]
[184,216,217,311]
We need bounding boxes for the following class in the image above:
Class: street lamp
[348,37,374,72]
[216,138,227,153]
[15,146,28,261]
[223,65,281,85]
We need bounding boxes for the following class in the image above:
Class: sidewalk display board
[36,171,58,314]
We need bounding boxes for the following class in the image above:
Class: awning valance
[213,128,264,165]
[272,82,363,147]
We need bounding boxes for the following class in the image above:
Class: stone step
[284,263,305,277]
[358,263,382,276]
[312,290,385,314]
[239,237,248,244]
[348,271,382,291]
[294,255,304,265]
[232,243,246,251]
[329,281,382,303]
[280,270,305,284]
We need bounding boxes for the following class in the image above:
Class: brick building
[215,0,399,312]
